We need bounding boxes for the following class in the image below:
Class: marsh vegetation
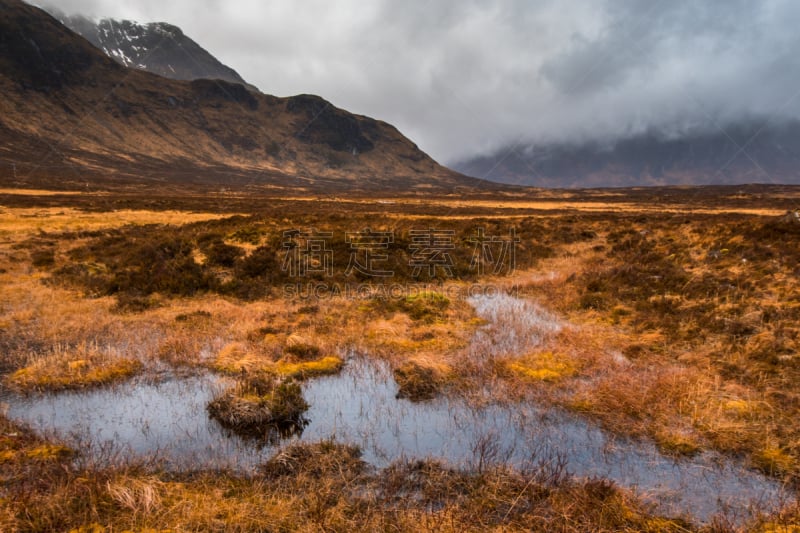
[1,189,799,531]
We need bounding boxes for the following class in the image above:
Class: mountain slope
[453,123,800,188]
[0,0,486,193]
[44,8,258,91]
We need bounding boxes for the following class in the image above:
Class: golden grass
[761,524,800,533]
[505,351,578,382]
[0,443,72,463]
[24,444,73,461]
[212,341,264,373]
[0,207,231,237]
[0,188,86,196]
[493,212,800,476]
[212,342,344,379]
[653,429,703,457]
[362,296,477,363]
[754,446,796,476]
[393,360,448,400]
[427,199,785,215]
[207,375,308,434]
[275,195,788,216]
[273,356,344,379]
[7,345,142,391]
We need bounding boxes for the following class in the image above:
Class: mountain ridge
[0,0,489,194]
[43,7,259,92]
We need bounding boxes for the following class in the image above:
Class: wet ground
[1,293,793,524]
[2,356,790,523]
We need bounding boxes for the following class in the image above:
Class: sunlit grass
[7,345,142,391]
[0,188,85,196]
[273,356,344,378]
[0,207,232,238]
[505,351,578,382]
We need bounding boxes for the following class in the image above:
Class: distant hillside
[0,0,488,194]
[453,122,800,188]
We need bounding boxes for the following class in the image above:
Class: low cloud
[37,0,800,163]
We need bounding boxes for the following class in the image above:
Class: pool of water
[1,357,790,523]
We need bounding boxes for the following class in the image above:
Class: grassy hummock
[7,346,142,392]
[212,340,344,379]
[393,361,443,401]
[207,372,309,439]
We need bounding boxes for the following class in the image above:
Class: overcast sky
[36,1,800,164]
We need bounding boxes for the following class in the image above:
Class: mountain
[452,122,800,188]
[0,0,486,193]
[43,8,259,92]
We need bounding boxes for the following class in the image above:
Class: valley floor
[1,185,799,531]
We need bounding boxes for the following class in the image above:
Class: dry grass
[393,360,445,400]
[0,207,230,237]
[207,372,309,437]
[0,188,86,196]
[276,195,790,216]
[211,340,344,378]
[503,212,800,478]
[6,343,142,391]
[1,193,800,529]
[273,356,344,379]
[504,350,579,382]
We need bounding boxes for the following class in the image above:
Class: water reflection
[2,357,791,523]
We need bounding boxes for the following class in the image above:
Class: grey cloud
[35,0,800,163]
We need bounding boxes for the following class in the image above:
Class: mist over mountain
[453,120,800,187]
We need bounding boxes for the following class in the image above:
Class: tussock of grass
[207,373,308,437]
[754,446,796,477]
[7,346,142,392]
[261,440,364,479]
[654,430,703,457]
[212,340,343,379]
[106,475,164,516]
[282,334,330,364]
[283,340,321,360]
[212,341,265,373]
[393,361,443,401]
